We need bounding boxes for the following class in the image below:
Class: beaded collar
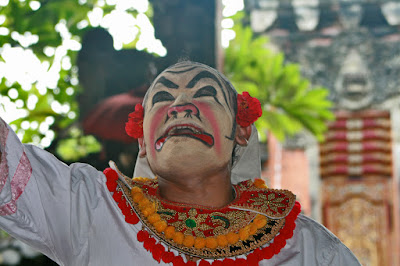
[104,167,300,265]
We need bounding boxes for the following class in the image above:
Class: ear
[235,124,252,146]
[138,137,147,157]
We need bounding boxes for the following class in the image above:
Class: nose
[167,104,198,119]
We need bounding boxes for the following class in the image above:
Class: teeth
[168,126,201,135]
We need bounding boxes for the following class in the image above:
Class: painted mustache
[155,124,214,151]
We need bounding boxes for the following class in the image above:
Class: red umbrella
[82,90,143,143]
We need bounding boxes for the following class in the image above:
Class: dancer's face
[142,64,236,177]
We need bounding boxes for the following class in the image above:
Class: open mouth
[155,124,214,151]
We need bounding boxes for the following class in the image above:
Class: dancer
[0,61,360,265]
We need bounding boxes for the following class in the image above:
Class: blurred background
[0,0,399,265]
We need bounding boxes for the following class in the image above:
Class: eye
[193,86,217,98]
[152,91,175,105]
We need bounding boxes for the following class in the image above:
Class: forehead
[142,63,237,114]
[152,64,225,90]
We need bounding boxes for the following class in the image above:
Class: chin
[148,138,232,177]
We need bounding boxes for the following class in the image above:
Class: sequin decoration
[117,177,296,259]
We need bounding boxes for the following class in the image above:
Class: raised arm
[0,117,105,264]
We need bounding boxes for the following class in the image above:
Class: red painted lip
[155,124,214,151]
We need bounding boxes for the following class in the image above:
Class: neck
[157,168,234,208]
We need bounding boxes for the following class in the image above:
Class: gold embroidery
[118,178,295,259]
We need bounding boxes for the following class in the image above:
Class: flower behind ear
[125,103,144,138]
[236,92,262,127]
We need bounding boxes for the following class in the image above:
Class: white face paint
[142,64,237,178]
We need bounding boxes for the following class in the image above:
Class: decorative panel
[320,110,392,178]
[322,177,391,266]
[320,110,393,266]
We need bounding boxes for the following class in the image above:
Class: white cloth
[0,118,360,265]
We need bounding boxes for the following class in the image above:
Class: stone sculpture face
[141,62,237,178]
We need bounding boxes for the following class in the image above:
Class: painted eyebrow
[186,71,223,89]
[164,66,198,74]
[155,76,179,89]
[186,70,230,109]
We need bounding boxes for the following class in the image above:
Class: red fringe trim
[199,260,211,266]
[104,168,139,225]
[152,243,165,263]
[186,261,197,266]
[172,256,185,266]
[162,251,175,263]
[104,167,301,265]
[137,230,150,242]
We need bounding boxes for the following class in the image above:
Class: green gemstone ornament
[185,219,197,228]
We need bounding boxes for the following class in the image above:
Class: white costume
[0,118,360,265]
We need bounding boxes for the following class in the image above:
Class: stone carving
[246,0,400,110]
[335,49,372,110]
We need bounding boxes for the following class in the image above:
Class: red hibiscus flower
[236,92,262,127]
[125,103,144,138]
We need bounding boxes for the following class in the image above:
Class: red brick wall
[263,135,311,216]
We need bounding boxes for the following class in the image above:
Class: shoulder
[292,214,361,265]
[295,214,341,244]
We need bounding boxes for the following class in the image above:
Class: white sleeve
[0,118,105,265]
[296,215,361,266]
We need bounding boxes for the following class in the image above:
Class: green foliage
[224,18,334,142]
[0,0,150,161]
[56,127,102,161]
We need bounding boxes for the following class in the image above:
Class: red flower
[236,92,262,127]
[125,103,144,139]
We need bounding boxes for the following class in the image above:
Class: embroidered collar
[104,167,301,265]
